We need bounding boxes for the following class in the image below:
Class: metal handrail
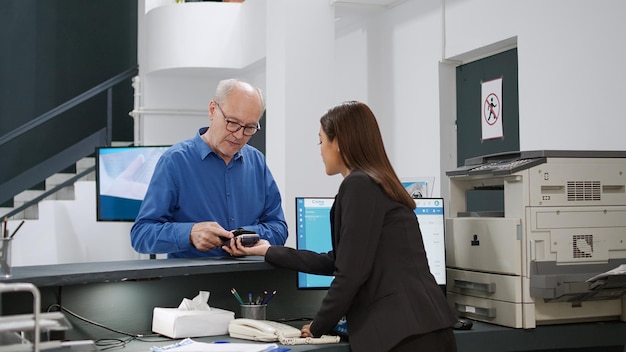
[0,66,137,147]
[1,166,95,220]
[0,66,138,217]
[0,65,138,212]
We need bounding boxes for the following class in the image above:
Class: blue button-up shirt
[130,127,287,258]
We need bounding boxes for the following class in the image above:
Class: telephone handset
[228,318,340,345]
[229,318,300,342]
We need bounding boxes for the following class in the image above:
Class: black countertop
[0,256,273,287]
[1,258,624,351]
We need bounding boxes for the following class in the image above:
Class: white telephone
[228,319,341,345]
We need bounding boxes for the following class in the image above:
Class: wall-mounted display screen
[96,146,169,222]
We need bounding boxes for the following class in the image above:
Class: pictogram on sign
[480,77,503,140]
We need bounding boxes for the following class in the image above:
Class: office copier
[445,150,626,328]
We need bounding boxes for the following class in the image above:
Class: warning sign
[481,77,503,140]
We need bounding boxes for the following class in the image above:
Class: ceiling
[331,0,407,35]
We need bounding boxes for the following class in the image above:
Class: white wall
[335,0,626,198]
[266,0,339,248]
[12,0,626,265]
[11,181,140,266]
[442,0,626,152]
[372,1,446,194]
[134,0,267,146]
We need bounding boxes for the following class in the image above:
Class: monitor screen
[295,197,335,289]
[412,197,446,286]
[295,197,447,290]
[96,145,170,222]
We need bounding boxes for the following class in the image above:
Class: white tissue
[178,291,212,311]
[152,291,235,338]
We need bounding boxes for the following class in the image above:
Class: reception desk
[122,320,626,352]
[1,258,625,352]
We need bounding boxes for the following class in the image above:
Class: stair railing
[0,66,138,218]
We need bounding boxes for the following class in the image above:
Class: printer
[445,150,626,328]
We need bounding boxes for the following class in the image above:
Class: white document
[150,338,278,352]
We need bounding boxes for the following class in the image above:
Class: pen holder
[240,304,266,320]
[0,238,12,278]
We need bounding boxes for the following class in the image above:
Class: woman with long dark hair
[226,101,458,351]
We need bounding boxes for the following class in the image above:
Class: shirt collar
[195,127,244,162]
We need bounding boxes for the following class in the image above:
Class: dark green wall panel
[0,0,137,202]
[455,48,520,167]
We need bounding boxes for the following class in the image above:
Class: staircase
[0,139,144,266]
[0,157,96,220]
[0,67,138,222]
[0,137,137,220]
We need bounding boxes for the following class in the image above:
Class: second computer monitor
[295,197,446,290]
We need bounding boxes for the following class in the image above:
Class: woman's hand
[301,323,313,338]
[222,238,271,257]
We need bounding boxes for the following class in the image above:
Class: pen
[231,288,244,305]
[263,290,276,305]
[248,292,253,304]
[9,220,25,240]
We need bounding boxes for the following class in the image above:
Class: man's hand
[190,222,232,251]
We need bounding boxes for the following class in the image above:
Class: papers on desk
[151,338,279,352]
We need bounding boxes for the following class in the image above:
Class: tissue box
[152,307,235,338]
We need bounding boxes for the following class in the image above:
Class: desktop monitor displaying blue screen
[296,197,335,289]
[96,146,170,222]
[295,197,447,290]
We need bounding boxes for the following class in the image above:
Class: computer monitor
[295,197,335,289]
[95,145,170,222]
[295,197,447,291]
[412,197,446,287]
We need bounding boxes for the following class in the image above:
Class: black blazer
[266,171,457,351]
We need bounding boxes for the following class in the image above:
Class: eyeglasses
[215,102,261,136]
